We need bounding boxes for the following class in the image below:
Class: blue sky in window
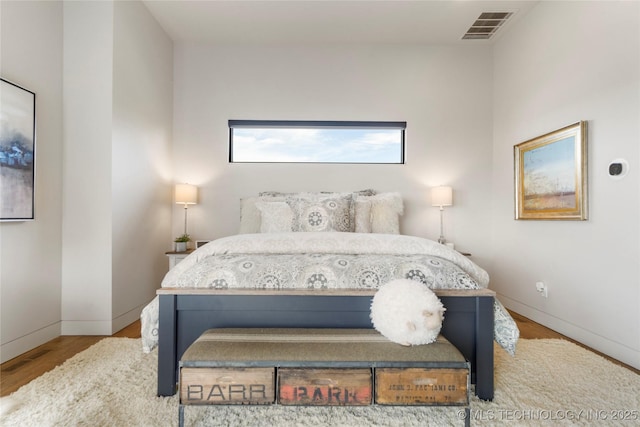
[232,128,403,163]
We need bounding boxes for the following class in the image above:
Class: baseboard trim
[112,303,145,334]
[61,303,146,336]
[1,305,145,362]
[0,322,61,364]
[499,294,640,370]
[61,320,112,336]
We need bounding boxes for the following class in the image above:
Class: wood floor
[1,321,141,397]
[1,312,637,397]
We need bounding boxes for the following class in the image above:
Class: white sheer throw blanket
[141,233,519,354]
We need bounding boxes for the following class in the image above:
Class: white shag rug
[1,338,638,426]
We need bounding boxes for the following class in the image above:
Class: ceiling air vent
[462,12,513,40]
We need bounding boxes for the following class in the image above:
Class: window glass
[229,120,405,164]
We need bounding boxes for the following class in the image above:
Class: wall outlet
[535,281,548,298]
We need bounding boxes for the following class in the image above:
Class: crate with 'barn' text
[278,368,372,406]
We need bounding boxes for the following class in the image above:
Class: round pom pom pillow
[370,279,446,346]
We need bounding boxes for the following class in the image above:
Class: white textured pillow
[370,279,445,346]
[255,201,293,233]
[357,192,404,234]
[239,197,261,234]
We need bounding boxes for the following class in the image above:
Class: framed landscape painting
[1,78,36,221]
[514,121,588,220]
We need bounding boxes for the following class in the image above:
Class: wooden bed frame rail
[156,288,495,400]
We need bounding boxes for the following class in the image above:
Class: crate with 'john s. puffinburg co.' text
[375,367,468,405]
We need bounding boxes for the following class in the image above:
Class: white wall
[1,0,172,360]
[172,44,495,265]
[62,0,173,335]
[61,0,114,335]
[111,0,173,331]
[492,1,640,368]
[0,0,64,363]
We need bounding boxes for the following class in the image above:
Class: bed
[141,191,519,401]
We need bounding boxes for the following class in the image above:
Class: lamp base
[438,207,447,245]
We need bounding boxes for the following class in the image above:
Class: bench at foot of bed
[157,288,495,401]
[178,328,471,427]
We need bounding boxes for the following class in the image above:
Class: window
[229,120,405,164]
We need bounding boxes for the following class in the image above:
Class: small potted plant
[174,234,191,252]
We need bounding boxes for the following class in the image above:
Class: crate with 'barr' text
[180,367,275,405]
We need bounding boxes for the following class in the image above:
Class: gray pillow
[285,193,355,232]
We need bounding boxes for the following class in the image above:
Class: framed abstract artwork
[514,121,588,220]
[1,78,36,221]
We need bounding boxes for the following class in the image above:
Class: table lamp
[431,186,453,244]
[175,183,198,236]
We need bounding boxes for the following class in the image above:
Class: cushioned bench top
[180,328,468,369]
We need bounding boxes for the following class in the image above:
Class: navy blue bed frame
[156,288,495,400]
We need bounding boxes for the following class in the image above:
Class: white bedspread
[141,233,518,354]
[163,232,489,288]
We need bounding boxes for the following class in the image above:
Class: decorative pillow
[371,192,403,234]
[356,192,404,234]
[239,197,261,234]
[255,201,294,233]
[258,191,288,197]
[354,198,372,233]
[285,193,354,232]
[350,189,377,197]
[370,279,445,346]
[245,190,376,234]
[240,196,288,234]
[259,189,376,198]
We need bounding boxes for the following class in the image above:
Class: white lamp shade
[431,186,453,207]
[175,184,198,205]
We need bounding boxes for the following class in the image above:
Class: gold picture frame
[514,121,588,220]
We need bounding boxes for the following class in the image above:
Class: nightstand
[166,249,194,270]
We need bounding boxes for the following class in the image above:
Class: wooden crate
[278,368,372,406]
[180,367,275,405]
[375,368,468,405]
